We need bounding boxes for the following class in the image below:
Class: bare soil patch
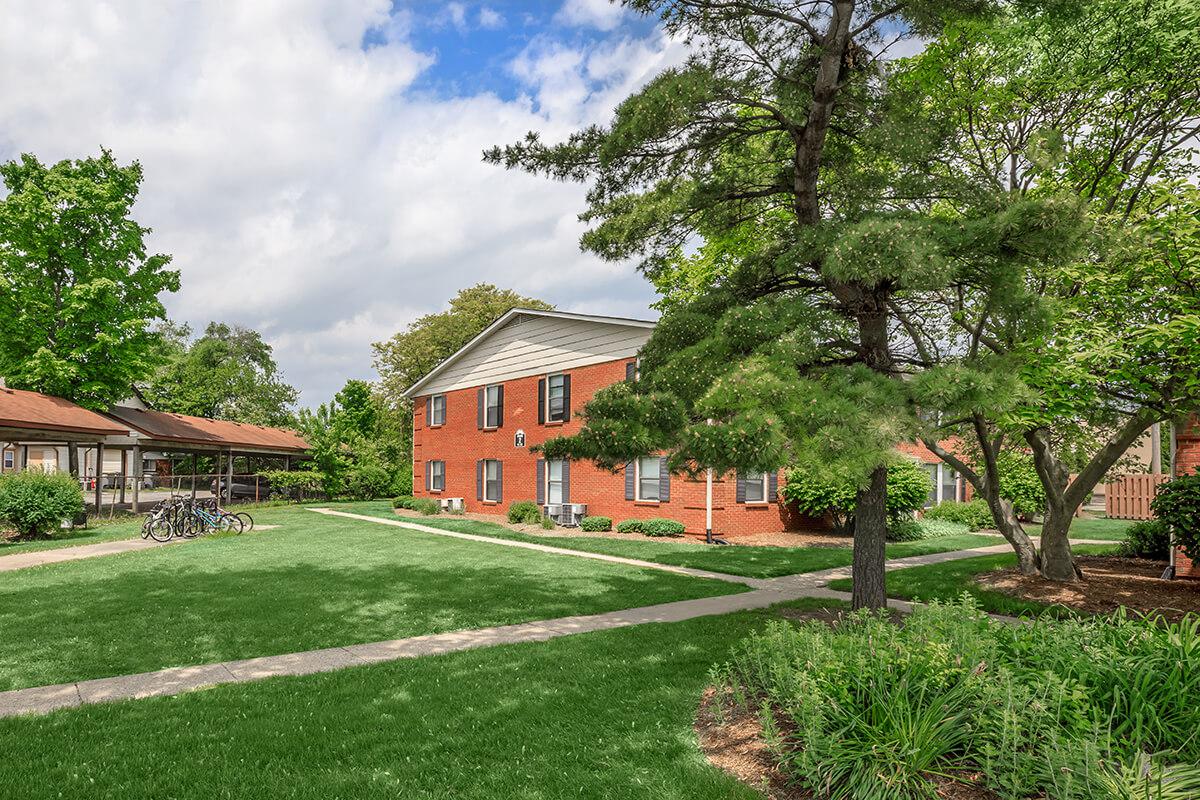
[977,556,1199,621]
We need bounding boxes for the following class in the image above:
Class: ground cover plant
[0,600,845,800]
[712,599,1200,800]
[0,505,744,691]
[356,502,1001,579]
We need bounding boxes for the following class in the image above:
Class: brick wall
[1175,416,1200,578]
[411,358,799,537]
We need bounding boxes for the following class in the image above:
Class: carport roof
[104,406,310,452]
[0,387,129,437]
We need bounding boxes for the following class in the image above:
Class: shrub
[540,515,555,530]
[886,516,925,542]
[344,464,392,500]
[996,450,1047,518]
[782,457,932,532]
[259,469,325,500]
[712,599,1200,800]
[392,495,414,508]
[393,495,440,515]
[0,470,85,538]
[507,500,543,525]
[642,517,685,537]
[1117,519,1170,560]
[616,519,644,534]
[1151,469,1200,561]
[580,515,612,532]
[922,499,994,531]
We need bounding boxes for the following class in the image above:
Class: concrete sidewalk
[0,536,174,572]
[0,509,1042,719]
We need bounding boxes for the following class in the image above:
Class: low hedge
[507,500,543,525]
[922,499,995,531]
[393,495,440,515]
[617,517,685,537]
[1118,519,1170,560]
[580,515,612,532]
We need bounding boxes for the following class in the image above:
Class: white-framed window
[2,450,13,470]
[923,462,939,507]
[636,456,661,501]
[429,395,446,426]
[484,459,502,502]
[484,385,502,428]
[922,462,960,507]
[744,471,768,503]
[429,460,445,492]
[546,374,567,422]
[547,459,565,504]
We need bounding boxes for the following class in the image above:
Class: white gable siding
[415,315,653,396]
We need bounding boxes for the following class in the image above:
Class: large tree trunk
[852,464,888,610]
[67,441,79,478]
[991,496,1040,575]
[1039,506,1081,582]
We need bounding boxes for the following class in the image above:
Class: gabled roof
[0,387,130,437]
[403,308,657,398]
[104,406,310,452]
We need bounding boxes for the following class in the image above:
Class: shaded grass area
[0,505,743,691]
[829,543,1121,616]
[0,598,845,800]
[341,501,1003,579]
[1029,516,1134,542]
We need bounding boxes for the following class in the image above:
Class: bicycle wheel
[218,513,244,533]
[147,517,174,543]
[235,512,254,531]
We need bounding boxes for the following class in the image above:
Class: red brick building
[405,308,963,538]
[1173,416,1200,578]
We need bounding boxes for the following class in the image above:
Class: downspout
[1164,421,1177,580]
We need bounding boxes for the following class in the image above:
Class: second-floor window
[484,385,503,428]
[547,374,567,422]
[429,395,446,426]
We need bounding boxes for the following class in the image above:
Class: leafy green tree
[486,0,1073,608]
[373,284,553,401]
[142,322,298,427]
[0,150,179,475]
[903,0,1200,580]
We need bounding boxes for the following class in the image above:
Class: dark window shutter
[476,460,483,501]
[625,462,635,500]
[538,378,546,424]
[625,361,635,382]
[536,459,545,506]
[735,472,747,503]
[426,461,432,492]
[562,460,571,504]
[496,385,504,427]
[496,461,503,503]
[425,398,432,426]
[659,457,670,502]
[562,374,571,421]
[476,389,484,429]
[768,472,778,503]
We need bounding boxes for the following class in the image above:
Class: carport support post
[192,453,198,501]
[119,449,127,506]
[131,443,142,513]
[224,449,233,505]
[94,442,104,513]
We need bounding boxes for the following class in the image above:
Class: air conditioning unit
[545,503,587,527]
[440,497,465,513]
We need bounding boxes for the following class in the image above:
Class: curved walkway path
[0,509,1061,718]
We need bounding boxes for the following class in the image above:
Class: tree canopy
[141,322,298,427]
[0,150,178,408]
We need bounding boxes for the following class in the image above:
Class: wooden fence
[1104,473,1170,520]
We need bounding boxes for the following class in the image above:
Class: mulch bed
[977,556,1200,621]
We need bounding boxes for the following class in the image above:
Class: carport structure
[0,387,130,476]
[103,405,310,511]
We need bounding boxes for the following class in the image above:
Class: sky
[0,0,690,407]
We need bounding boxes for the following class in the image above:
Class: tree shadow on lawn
[0,556,743,692]
[0,605,797,800]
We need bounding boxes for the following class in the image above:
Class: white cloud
[0,0,680,407]
[478,6,505,29]
[555,0,628,31]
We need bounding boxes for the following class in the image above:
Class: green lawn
[828,543,1120,616]
[1029,516,1134,542]
[0,516,145,556]
[0,598,844,800]
[342,502,1003,579]
[0,505,744,692]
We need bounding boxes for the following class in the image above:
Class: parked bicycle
[141,495,252,541]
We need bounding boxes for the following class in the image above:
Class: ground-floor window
[484,459,502,502]
[743,471,767,503]
[924,462,960,506]
[428,460,445,492]
[637,456,660,501]
[2,449,13,470]
[547,459,564,504]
